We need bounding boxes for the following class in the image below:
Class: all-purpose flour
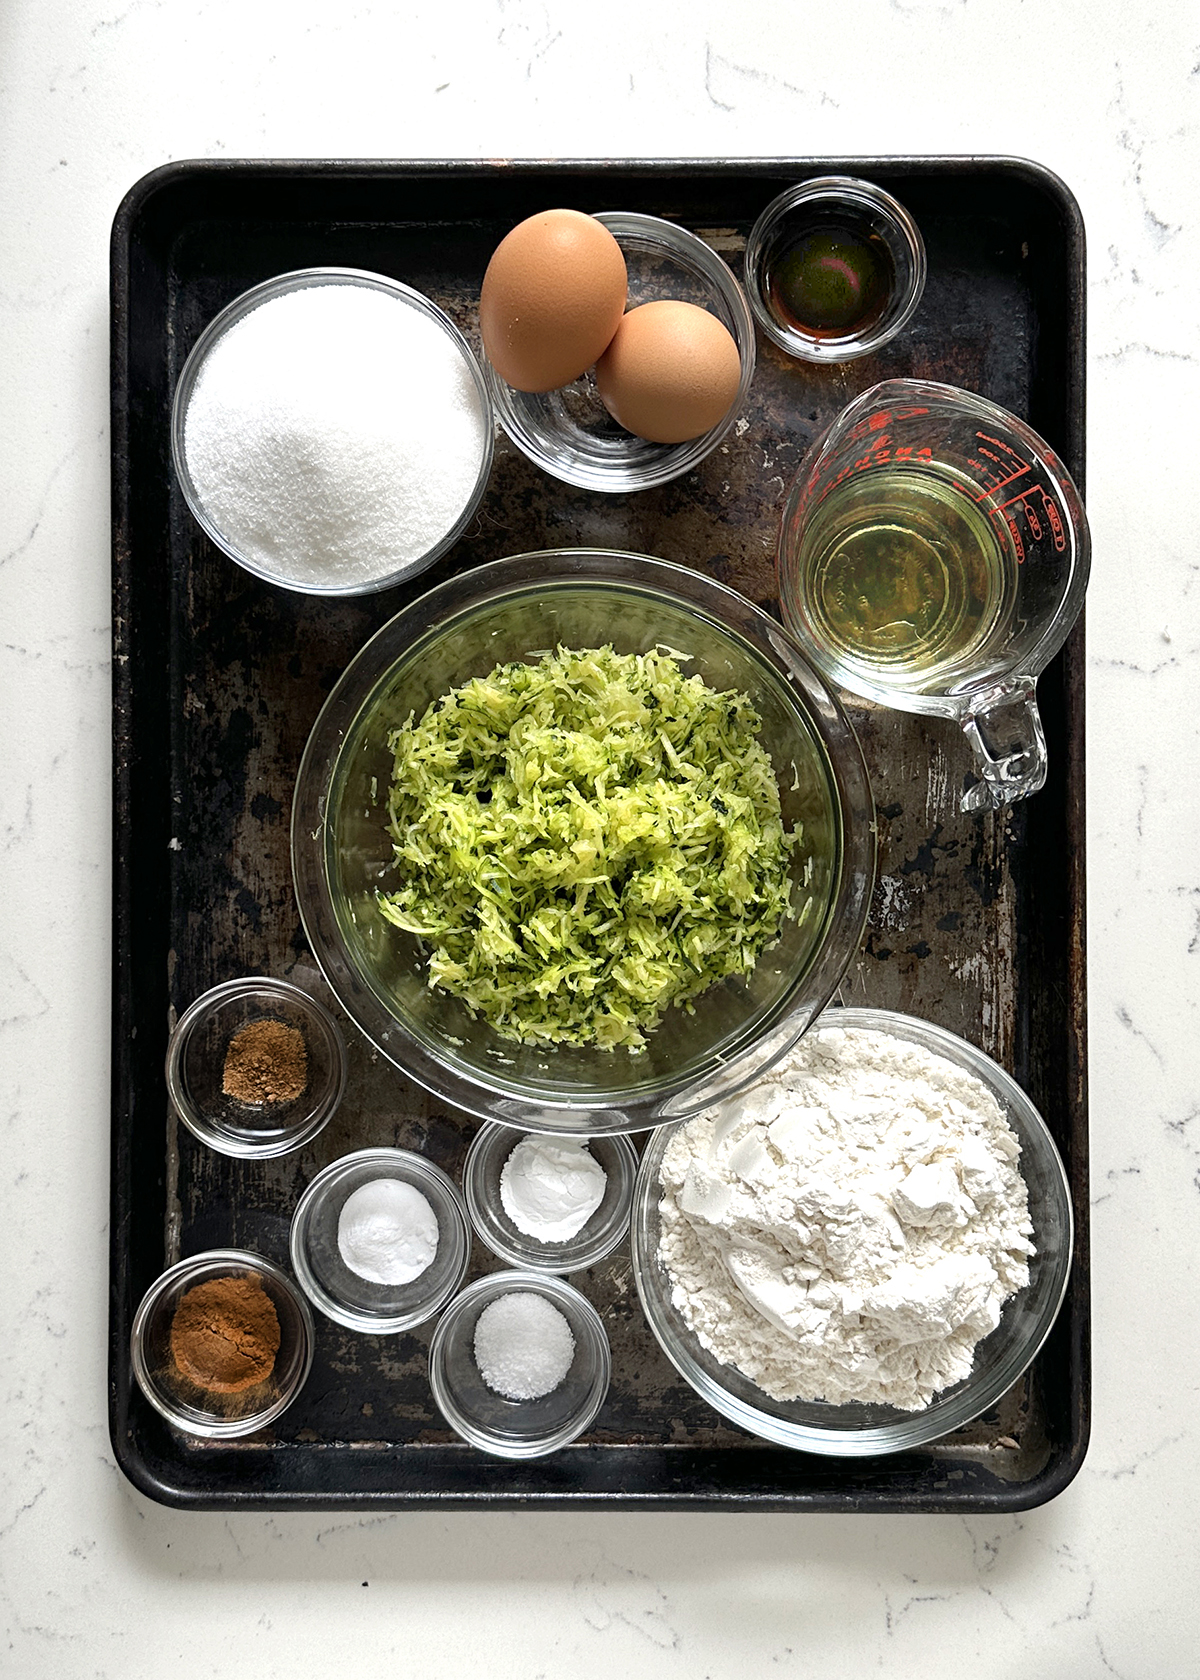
[658,1024,1034,1411]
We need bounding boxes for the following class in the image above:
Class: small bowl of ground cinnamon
[130,1249,315,1438]
[165,976,347,1158]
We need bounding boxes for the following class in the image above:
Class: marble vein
[703,44,839,113]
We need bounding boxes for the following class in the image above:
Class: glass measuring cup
[778,379,1089,811]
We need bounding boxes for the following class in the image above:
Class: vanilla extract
[764,222,894,338]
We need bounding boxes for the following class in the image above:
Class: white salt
[473,1291,575,1400]
[183,282,489,590]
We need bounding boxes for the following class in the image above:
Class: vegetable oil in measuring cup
[792,466,1019,692]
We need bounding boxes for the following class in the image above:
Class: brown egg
[595,300,742,444]
[480,209,627,393]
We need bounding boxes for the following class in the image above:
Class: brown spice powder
[222,1016,308,1105]
[169,1273,282,1394]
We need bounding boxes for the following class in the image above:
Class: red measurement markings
[1043,491,1066,552]
[968,431,1032,499]
[988,506,1026,563]
[847,404,928,444]
[804,441,932,513]
[985,488,1066,556]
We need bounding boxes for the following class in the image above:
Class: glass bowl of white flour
[629,1007,1073,1455]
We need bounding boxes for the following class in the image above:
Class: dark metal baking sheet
[110,157,1088,1511]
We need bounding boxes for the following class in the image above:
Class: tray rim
[110,153,1089,1513]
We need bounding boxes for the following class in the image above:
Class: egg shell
[595,300,742,445]
[480,209,628,394]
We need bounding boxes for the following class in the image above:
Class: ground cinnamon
[222,1016,308,1105]
[169,1273,282,1394]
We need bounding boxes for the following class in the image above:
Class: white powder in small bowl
[499,1136,607,1243]
[473,1291,576,1400]
[337,1177,440,1286]
[182,280,490,591]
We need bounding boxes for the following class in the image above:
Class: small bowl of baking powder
[289,1147,471,1334]
[172,268,494,595]
[463,1123,638,1273]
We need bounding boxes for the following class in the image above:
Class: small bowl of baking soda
[428,1271,611,1458]
[289,1148,471,1333]
[463,1123,638,1273]
[172,268,494,595]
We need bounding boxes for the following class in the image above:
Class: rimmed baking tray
[110,157,1088,1510]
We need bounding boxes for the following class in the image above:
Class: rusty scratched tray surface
[110,158,1088,1510]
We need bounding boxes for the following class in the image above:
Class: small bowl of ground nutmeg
[165,976,348,1157]
[130,1249,315,1438]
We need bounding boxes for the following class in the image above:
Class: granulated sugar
[182,281,489,590]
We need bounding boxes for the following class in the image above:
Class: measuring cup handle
[959,677,1048,812]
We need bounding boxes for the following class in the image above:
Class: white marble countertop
[2,4,1196,1675]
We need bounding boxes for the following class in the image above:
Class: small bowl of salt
[289,1147,471,1333]
[171,268,494,595]
[428,1271,611,1458]
[463,1123,638,1274]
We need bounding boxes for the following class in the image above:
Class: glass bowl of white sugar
[171,268,494,595]
[428,1271,611,1458]
[289,1147,471,1333]
[630,1007,1073,1457]
[463,1123,639,1273]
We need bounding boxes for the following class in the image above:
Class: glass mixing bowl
[462,1124,638,1274]
[130,1249,315,1439]
[171,267,494,596]
[487,212,756,492]
[744,177,926,364]
[428,1271,611,1458]
[164,975,348,1158]
[291,550,875,1134]
[289,1147,471,1333]
[629,1007,1074,1456]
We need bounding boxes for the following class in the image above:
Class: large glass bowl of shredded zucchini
[292,551,875,1134]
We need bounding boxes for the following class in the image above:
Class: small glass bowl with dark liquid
[744,177,926,364]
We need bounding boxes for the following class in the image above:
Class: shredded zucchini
[378,645,799,1050]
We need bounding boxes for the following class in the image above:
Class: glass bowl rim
[462,1122,639,1273]
[288,1146,471,1332]
[427,1269,612,1457]
[289,548,876,1134]
[629,1004,1074,1456]
[743,175,927,363]
[487,210,756,493]
[130,1247,315,1438]
[164,975,349,1159]
[169,265,495,596]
